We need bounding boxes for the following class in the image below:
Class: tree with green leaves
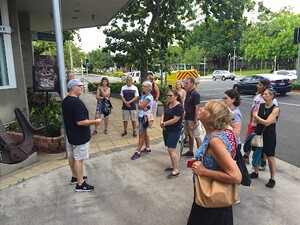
[240,9,300,69]
[181,0,253,70]
[183,19,247,69]
[87,49,114,72]
[33,30,85,70]
[103,0,195,82]
[182,45,205,69]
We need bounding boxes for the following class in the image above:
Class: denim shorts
[163,130,181,149]
[138,117,147,132]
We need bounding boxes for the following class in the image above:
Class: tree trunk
[140,56,148,83]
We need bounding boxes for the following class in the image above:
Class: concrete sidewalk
[1,141,300,225]
[0,90,300,224]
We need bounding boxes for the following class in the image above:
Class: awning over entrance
[15,0,131,31]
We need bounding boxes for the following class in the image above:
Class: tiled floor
[0,91,163,190]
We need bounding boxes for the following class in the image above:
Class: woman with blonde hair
[187,100,241,225]
[175,80,186,103]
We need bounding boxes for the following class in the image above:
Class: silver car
[212,70,236,81]
[273,70,297,80]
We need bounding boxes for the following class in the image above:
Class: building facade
[0,0,130,123]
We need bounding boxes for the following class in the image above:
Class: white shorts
[122,110,137,121]
[70,142,90,160]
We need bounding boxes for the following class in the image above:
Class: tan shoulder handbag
[194,138,238,208]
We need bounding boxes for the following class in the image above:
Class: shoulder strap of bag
[200,133,229,162]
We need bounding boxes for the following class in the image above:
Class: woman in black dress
[250,88,280,188]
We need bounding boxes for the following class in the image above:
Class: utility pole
[203,57,206,76]
[294,28,300,81]
[232,41,236,74]
[297,44,300,81]
[69,40,73,71]
[233,47,236,74]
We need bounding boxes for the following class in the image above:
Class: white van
[123,71,154,83]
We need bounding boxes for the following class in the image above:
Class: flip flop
[92,130,98,135]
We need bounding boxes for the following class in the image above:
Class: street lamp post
[203,57,206,76]
[233,47,236,74]
[228,53,231,71]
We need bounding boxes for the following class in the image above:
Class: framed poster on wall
[33,55,59,92]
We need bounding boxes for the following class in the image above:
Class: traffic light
[85,58,90,66]
[294,28,300,44]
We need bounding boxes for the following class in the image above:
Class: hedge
[88,82,170,106]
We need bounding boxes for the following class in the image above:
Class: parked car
[273,70,297,80]
[121,71,154,83]
[212,70,235,81]
[233,74,292,95]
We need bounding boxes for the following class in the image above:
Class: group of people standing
[186,78,280,225]
[61,70,280,225]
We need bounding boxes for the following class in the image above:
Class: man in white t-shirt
[120,75,139,137]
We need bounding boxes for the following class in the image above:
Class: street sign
[85,58,90,66]
[294,27,300,44]
[32,32,56,42]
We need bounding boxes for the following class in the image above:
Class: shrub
[88,82,170,105]
[27,88,62,137]
[292,80,300,90]
[40,99,62,137]
[113,71,124,78]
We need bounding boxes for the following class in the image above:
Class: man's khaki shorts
[122,110,137,121]
[184,120,201,138]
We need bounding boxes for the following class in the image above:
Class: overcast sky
[75,1,300,53]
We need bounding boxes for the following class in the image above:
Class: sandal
[92,130,98,135]
[167,172,180,179]
[132,131,137,137]
[121,131,127,137]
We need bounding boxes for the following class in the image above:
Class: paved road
[198,79,300,168]
[76,73,121,84]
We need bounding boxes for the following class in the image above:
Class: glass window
[0,0,16,89]
[0,33,9,86]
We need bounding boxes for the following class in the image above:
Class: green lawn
[235,69,271,76]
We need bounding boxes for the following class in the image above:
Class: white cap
[67,79,84,89]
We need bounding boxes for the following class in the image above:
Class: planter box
[7,131,65,154]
